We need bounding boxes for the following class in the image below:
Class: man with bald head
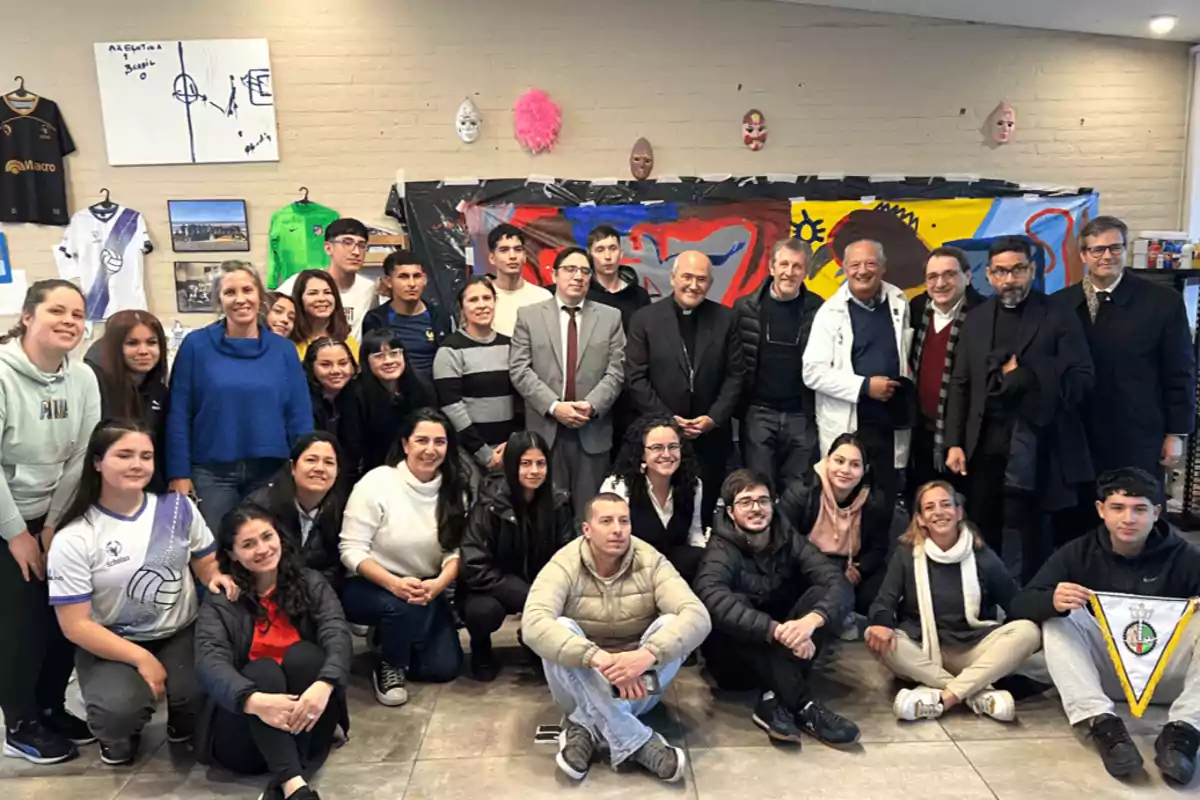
[803,239,913,504]
[627,251,745,527]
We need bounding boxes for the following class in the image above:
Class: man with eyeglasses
[278,218,379,341]
[944,236,1094,582]
[733,238,825,489]
[510,247,625,515]
[627,251,745,528]
[803,239,913,506]
[694,468,860,747]
[1052,216,1195,502]
[906,246,985,502]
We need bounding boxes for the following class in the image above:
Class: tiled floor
[3,622,1198,800]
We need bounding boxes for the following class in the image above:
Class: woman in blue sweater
[167,261,313,530]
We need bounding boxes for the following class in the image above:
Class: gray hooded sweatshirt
[0,338,100,540]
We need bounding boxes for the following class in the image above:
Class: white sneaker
[893,687,944,721]
[966,689,1015,722]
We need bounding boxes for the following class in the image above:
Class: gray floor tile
[307,762,414,800]
[0,774,133,800]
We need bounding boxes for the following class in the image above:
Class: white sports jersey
[48,493,215,641]
[53,205,150,321]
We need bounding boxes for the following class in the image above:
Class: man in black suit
[627,250,745,527]
[944,236,1094,582]
[906,246,985,502]
[1053,216,1195,487]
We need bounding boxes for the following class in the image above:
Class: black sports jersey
[0,94,75,225]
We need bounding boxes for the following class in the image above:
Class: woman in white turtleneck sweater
[339,408,469,707]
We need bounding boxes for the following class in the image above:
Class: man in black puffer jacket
[694,468,858,748]
[733,239,824,489]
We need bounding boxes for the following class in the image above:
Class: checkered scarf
[911,300,968,472]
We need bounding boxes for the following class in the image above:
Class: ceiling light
[1149,15,1178,36]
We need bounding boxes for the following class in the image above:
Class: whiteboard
[94,39,279,166]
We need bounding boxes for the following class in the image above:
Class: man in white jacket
[802,240,912,503]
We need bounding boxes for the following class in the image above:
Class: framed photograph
[174,261,223,313]
[168,199,250,253]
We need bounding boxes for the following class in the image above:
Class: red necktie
[564,306,579,402]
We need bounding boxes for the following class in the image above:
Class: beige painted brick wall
[0,0,1191,328]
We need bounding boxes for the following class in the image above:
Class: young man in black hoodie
[1012,467,1200,784]
[693,468,859,747]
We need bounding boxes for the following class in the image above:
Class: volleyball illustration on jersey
[127,563,185,608]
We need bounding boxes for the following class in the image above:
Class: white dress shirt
[931,295,965,334]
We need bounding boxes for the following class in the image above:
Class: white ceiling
[780,0,1200,42]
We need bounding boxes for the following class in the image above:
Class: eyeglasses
[332,237,368,252]
[925,271,962,286]
[733,496,773,510]
[368,348,404,363]
[988,264,1031,279]
[556,265,593,277]
[645,443,682,455]
[1085,244,1125,258]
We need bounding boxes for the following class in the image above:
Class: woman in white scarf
[864,481,1042,723]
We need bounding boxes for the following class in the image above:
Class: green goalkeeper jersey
[266,201,340,289]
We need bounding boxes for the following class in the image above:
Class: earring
[641,463,647,473]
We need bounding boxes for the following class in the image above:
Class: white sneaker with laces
[893,687,944,721]
[966,689,1015,722]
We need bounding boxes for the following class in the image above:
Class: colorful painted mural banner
[401,178,1099,308]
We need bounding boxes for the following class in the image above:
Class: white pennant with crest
[1089,592,1199,717]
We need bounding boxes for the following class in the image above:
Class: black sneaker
[470,640,499,683]
[42,707,96,746]
[1089,714,1144,778]
[99,736,138,767]
[555,721,594,781]
[3,718,78,764]
[1155,721,1200,784]
[286,786,321,800]
[795,700,860,746]
[751,692,803,744]
[166,711,194,744]
[630,733,686,783]
[373,660,409,707]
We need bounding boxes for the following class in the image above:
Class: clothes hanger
[89,188,116,211]
[5,76,33,102]
[297,186,311,205]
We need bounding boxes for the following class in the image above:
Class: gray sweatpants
[75,624,201,745]
[1044,608,1200,728]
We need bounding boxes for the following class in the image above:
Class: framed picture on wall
[168,199,250,252]
[174,261,223,313]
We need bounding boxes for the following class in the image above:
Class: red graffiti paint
[1025,208,1074,276]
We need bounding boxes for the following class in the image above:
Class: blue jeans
[543,615,683,765]
[341,577,462,682]
[192,458,284,532]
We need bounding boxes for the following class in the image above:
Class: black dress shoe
[1156,721,1200,785]
[1090,714,1144,778]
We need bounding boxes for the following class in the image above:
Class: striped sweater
[432,330,521,465]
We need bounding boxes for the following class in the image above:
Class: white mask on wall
[456,99,482,143]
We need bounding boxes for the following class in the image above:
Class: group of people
[1,212,1199,799]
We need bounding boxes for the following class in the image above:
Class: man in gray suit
[510,246,626,515]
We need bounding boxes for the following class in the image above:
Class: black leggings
[0,516,75,725]
[462,577,529,647]
[210,641,340,787]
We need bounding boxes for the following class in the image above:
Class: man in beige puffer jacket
[522,492,711,785]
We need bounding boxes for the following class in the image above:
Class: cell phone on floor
[610,670,661,697]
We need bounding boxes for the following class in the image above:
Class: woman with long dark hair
[84,309,170,492]
[48,420,235,766]
[302,339,357,434]
[338,328,436,480]
[339,408,468,706]
[246,432,348,593]
[600,415,706,581]
[166,261,313,531]
[461,431,574,681]
[0,278,101,764]
[779,432,908,629]
[290,269,358,362]
[195,506,351,800]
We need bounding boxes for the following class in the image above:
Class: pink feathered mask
[513,89,562,153]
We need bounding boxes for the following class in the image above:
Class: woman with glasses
[302,339,357,435]
[289,270,360,363]
[338,328,436,481]
[600,415,706,581]
[779,432,908,636]
[433,276,521,474]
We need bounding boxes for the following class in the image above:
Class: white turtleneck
[339,461,459,578]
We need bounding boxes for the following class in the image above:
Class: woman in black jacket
[301,339,356,436]
[245,431,348,594]
[195,506,352,800]
[338,327,437,480]
[461,431,573,682]
[84,309,170,493]
[778,433,907,628]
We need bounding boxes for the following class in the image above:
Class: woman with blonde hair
[865,480,1041,724]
